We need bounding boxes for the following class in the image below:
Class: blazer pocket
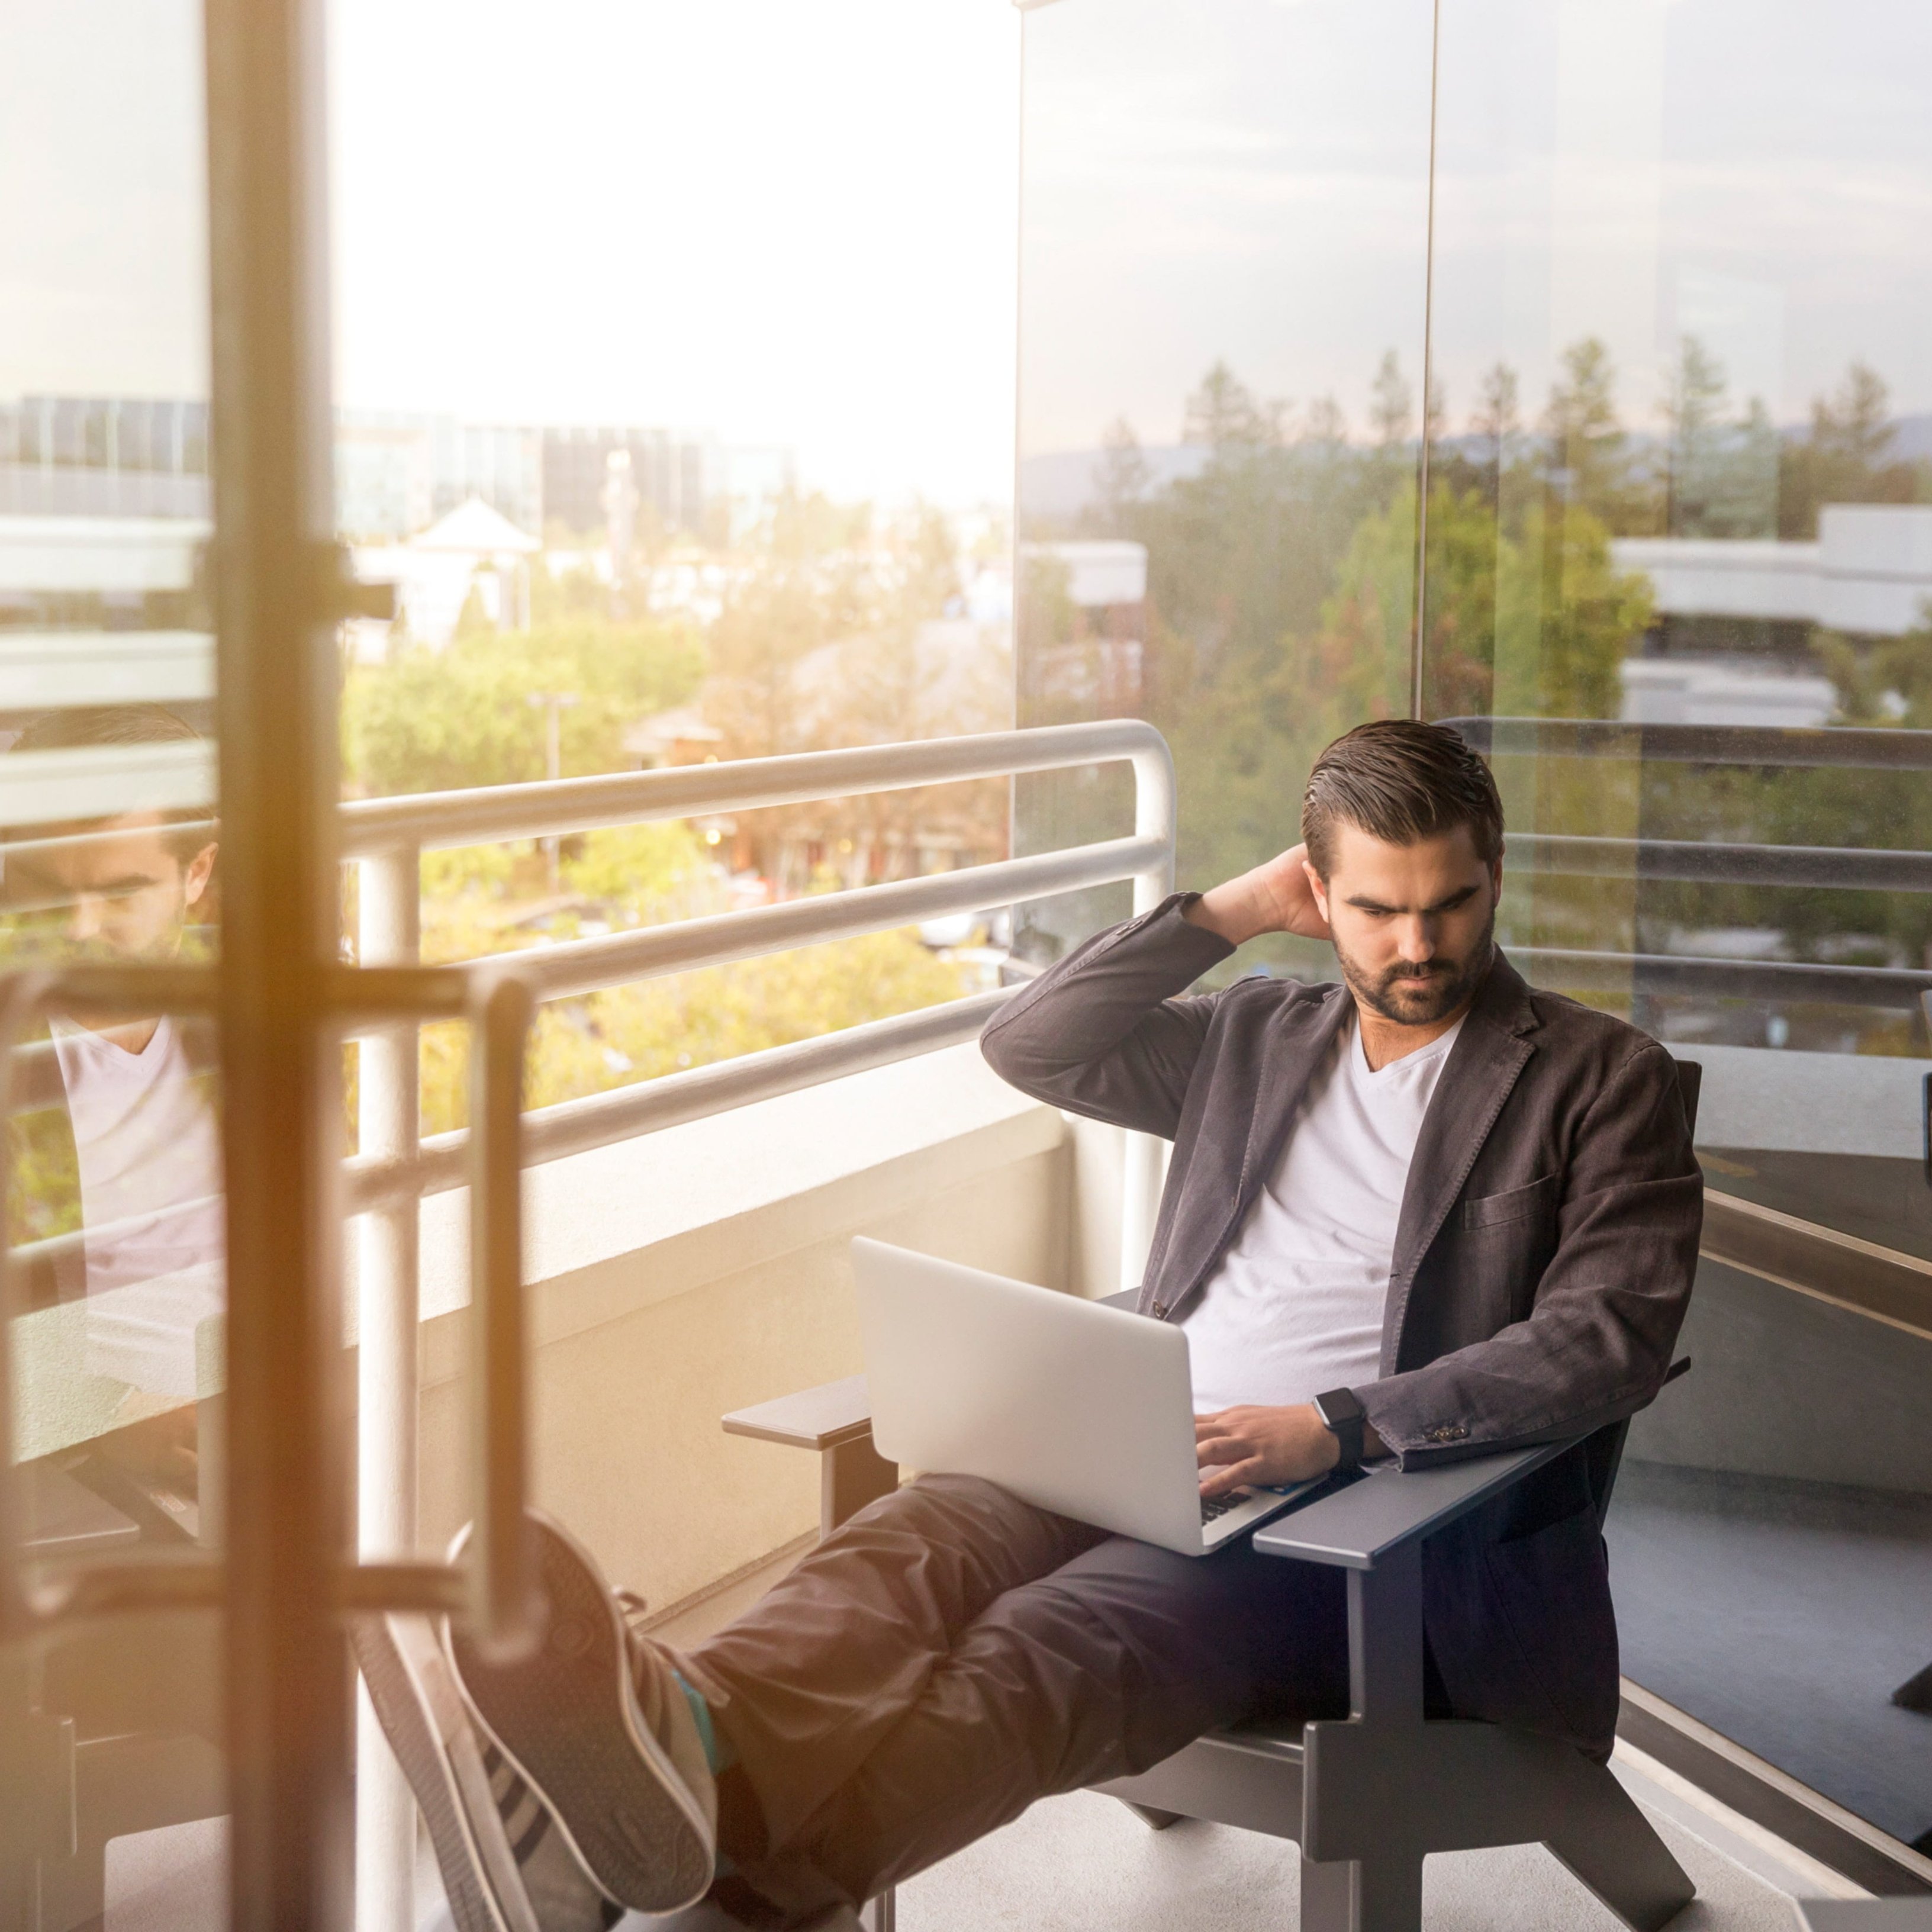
[1460,1172,1559,1232]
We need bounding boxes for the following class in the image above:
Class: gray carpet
[893,1787,1802,1932]
[1608,1460,1932,1849]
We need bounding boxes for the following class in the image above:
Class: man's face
[6,813,215,962]
[1306,820,1500,1027]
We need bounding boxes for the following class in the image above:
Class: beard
[1334,907,1496,1026]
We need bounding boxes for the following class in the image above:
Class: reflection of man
[361,721,1702,1931]
[4,704,221,1518]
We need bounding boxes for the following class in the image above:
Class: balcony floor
[890,1785,1809,1932]
[96,1750,1824,1931]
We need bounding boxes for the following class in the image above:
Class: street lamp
[527,691,580,891]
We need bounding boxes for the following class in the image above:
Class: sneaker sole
[448,1512,714,1915]
[350,1610,538,1932]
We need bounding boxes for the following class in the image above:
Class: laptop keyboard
[1199,1492,1246,1525]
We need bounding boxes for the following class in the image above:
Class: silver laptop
[852,1238,1323,1557]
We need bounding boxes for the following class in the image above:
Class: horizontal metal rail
[1445,715,1932,772]
[327,719,1174,1271]
[1514,946,1932,1009]
[1510,832,1932,894]
[346,987,1015,1212]
[9,722,1176,1273]
[503,836,1160,1003]
[1701,1189,1932,1341]
[340,722,1171,854]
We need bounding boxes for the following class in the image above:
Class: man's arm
[981,843,1332,1138]
[1195,1405,1389,1496]
[1359,1038,1702,1468]
[1183,842,1332,949]
[979,895,1232,1138]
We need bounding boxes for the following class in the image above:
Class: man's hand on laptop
[1194,1403,1384,1497]
[1184,842,1332,947]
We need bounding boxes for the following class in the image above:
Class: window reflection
[1019,0,1932,1862]
[1426,0,1932,1855]
[1015,0,1434,971]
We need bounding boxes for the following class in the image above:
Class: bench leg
[859,1883,896,1930]
[1543,1763,1695,1932]
[1298,1839,1422,1932]
[822,1438,899,1541]
[1300,1849,1422,1932]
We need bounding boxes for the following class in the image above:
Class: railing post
[354,843,421,1932]
[1122,741,1178,1292]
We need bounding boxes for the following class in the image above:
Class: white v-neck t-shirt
[50,1016,226,1398]
[1183,1009,1463,1414]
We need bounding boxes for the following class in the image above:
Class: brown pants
[684,1474,1351,1921]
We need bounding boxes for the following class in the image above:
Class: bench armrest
[722,1376,896,1538]
[717,1292,1139,1451]
[722,1375,874,1451]
[1252,1440,1576,1570]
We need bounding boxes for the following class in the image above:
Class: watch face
[1317,1389,1364,1428]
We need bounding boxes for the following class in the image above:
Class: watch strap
[1313,1387,1366,1474]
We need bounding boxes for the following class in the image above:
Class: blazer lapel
[1243,983,1354,1202]
[1382,952,1537,1370]
[1164,983,1353,1312]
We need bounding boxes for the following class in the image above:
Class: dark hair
[7,704,217,862]
[1301,719,1503,876]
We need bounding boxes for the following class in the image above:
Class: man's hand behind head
[1185,843,1333,948]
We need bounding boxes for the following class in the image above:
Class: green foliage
[410,928,967,1136]
[558,821,716,918]
[1492,498,1652,722]
[420,843,515,900]
[1778,360,1926,539]
[342,614,703,797]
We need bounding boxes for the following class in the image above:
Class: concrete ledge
[416,1042,1065,1376]
[410,1043,1077,1608]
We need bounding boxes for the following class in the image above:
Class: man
[363,719,1701,1932]
[4,704,222,1523]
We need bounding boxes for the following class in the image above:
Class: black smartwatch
[1312,1387,1367,1475]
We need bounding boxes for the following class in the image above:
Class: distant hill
[1022,415,1932,524]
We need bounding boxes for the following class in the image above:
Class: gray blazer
[980,893,1703,1756]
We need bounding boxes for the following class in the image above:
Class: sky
[327,0,1023,507]
[8,0,1932,513]
[1019,0,1932,466]
[0,0,1023,511]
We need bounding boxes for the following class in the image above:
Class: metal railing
[1442,716,1932,1015]
[338,719,1174,1932]
[3,719,1174,1932]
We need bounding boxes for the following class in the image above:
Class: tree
[342,615,703,797]
[1493,498,1651,721]
[1470,363,1521,502]
[1370,349,1414,451]
[1542,337,1655,533]
[1182,361,1283,450]
[1095,417,1151,531]
[1778,358,1924,537]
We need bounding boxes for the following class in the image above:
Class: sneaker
[351,1608,622,1932]
[446,1511,718,1918]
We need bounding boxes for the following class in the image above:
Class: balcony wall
[405,1044,1127,1619]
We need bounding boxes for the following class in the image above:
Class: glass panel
[1015,0,1435,970]
[1,0,228,1921]
[1429,0,1932,1853]
[330,0,1022,1124]
[326,8,1028,1927]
